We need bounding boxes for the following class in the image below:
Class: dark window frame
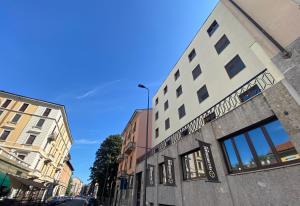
[224,55,246,79]
[220,118,300,174]
[174,70,180,81]
[164,100,169,111]
[207,20,219,37]
[192,64,202,80]
[25,134,36,145]
[178,104,186,119]
[176,85,183,98]
[214,34,230,54]
[11,114,22,124]
[158,162,167,184]
[36,119,46,128]
[155,111,159,121]
[0,130,11,141]
[155,98,159,105]
[155,128,159,138]
[188,49,196,62]
[1,99,12,108]
[19,103,29,112]
[163,85,168,95]
[43,108,51,117]
[165,118,170,130]
[197,85,209,104]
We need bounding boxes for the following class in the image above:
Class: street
[59,198,87,206]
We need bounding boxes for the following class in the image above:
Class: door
[135,172,142,206]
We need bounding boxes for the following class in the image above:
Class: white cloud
[75,138,99,145]
[76,79,122,99]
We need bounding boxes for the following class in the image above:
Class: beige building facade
[70,177,83,196]
[0,90,73,200]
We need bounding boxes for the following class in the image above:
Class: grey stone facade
[133,80,300,206]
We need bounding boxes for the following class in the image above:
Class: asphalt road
[59,198,87,206]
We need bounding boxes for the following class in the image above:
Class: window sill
[182,177,207,182]
[228,162,300,176]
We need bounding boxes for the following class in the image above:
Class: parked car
[46,196,67,206]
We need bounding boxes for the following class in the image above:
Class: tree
[89,134,122,202]
[65,177,73,196]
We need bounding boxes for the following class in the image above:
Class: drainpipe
[228,0,291,58]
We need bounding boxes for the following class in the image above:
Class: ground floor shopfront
[119,79,300,206]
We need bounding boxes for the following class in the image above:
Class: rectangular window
[165,118,170,130]
[192,65,202,80]
[43,108,51,117]
[155,128,159,138]
[19,103,29,112]
[1,99,12,108]
[164,100,169,111]
[155,98,159,105]
[207,20,219,37]
[174,70,180,81]
[36,119,46,128]
[178,104,186,119]
[197,85,209,104]
[188,49,196,62]
[239,85,261,103]
[163,85,168,94]
[225,55,246,78]
[215,35,230,54]
[0,130,11,140]
[26,135,36,145]
[155,112,159,121]
[221,119,300,173]
[0,110,3,116]
[159,162,167,184]
[176,85,183,98]
[11,114,22,124]
[182,149,206,180]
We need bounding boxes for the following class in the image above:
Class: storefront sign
[197,140,219,182]
[146,164,155,187]
[164,156,176,186]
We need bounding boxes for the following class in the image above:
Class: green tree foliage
[65,177,73,196]
[90,134,122,200]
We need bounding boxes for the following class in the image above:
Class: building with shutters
[0,90,73,201]
[113,109,152,206]
[133,0,300,206]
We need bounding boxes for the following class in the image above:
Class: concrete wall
[136,81,300,206]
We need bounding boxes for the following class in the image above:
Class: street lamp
[138,83,149,206]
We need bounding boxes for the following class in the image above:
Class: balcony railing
[124,142,135,154]
[48,133,57,142]
[137,69,276,164]
[0,146,31,168]
[118,170,128,178]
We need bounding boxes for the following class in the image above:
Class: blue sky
[0,0,218,183]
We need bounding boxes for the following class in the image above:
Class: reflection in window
[248,128,277,166]
[221,119,300,173]
[265,121,300,162]
[234,135,256,169]
[223,139,241,171]
[159,163,167,184]
[182,150,205,180]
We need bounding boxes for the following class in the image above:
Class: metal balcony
[124,142,135,154]
[118,170,128,178]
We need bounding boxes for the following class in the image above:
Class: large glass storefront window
[221,119,300,173]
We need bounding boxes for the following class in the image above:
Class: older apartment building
[134,0,300,206]
[56,158,74,196]
[114,109,152,206]
[0,90,73,200]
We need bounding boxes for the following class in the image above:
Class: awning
[8,174,46,189]
[0,171,11,192]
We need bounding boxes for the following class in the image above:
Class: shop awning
[0,171,11,191]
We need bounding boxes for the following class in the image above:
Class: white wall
[151,2,284,146]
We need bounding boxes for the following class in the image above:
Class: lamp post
[138,84,149,206]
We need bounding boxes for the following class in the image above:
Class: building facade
[114,109,152,206]
[56,159,74,196]
[70,177,83,196]
[134,0,300,206]
[0,90,73,201]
